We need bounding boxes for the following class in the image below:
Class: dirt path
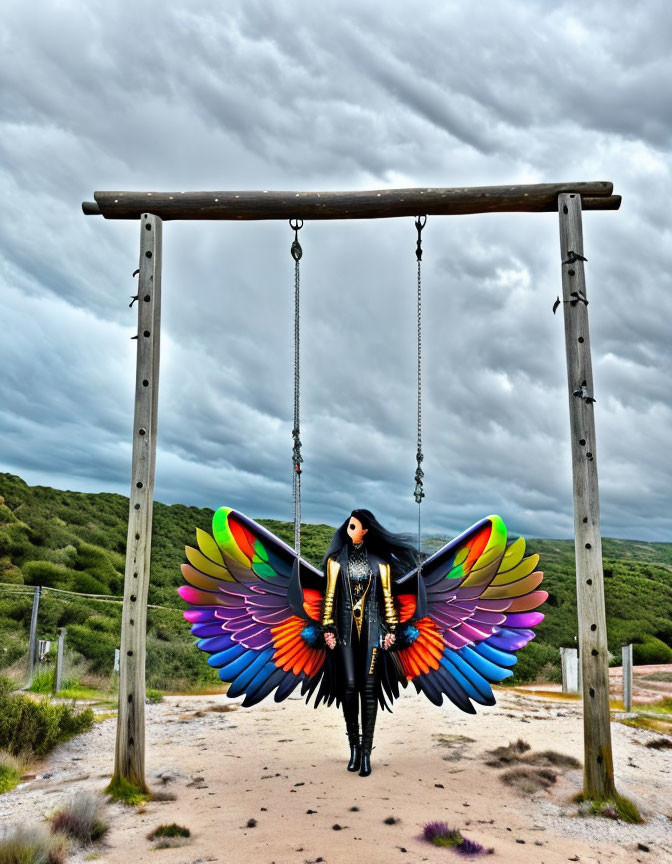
[1,689,671,863]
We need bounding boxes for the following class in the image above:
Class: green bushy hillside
[0,472,670,690]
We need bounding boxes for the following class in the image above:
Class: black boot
[343,693,360,772]
[347,735,362,772]
[359,683,377,777]
[359,747,372,777]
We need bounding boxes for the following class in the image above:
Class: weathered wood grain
[83,182,618,220]
[112,213,162,792]
[558,192,617,801]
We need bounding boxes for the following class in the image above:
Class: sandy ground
[1,688,671,864]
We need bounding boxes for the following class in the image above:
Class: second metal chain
[414,215,427,567]
[290,219,303,556]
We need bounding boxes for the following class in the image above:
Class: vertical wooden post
[560,647,579,694]
[27,585,41,684]
[622,644,633,711]
[558,193,616,801]
[55,627,66,693]
[111,213,162,793]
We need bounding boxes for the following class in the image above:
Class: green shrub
[509,640,560,684]
[22,560,71,588]
[70,573,109,596]
[67,626,117,674]
[0,751,22,794]
[633,636,672,665]
[0,557,23,585]
[0,677,94,757]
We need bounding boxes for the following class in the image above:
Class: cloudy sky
[1,0,670,541]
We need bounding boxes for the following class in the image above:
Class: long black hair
[322,509,419,579]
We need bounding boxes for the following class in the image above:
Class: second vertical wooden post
[558,193,616,801]
[110,213,162,793]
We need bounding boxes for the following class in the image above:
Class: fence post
[561,647,580,693]
[55,627,66,693]
[27,585,41,684]
[622,644,633,712]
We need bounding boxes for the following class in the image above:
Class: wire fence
[0,582,192,694]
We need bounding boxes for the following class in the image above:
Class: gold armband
[379,563,398,626]
[322,558,340,626]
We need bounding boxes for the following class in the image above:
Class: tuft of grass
[147,824,191,840]
[422,822,493,856]
[145,689,163,704]
[645,737,672,750]
[50,791,109,844]
[574,792,644,824]
[485,738,531,765]
[151,789,177,802]
[0,752,22,795]
[0,823,70,864]
[104,776,150,806]
[28,669,56,695]
[500,767,557,794]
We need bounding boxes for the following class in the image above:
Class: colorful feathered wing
[391,515,547,713]
[178,508,330,707]
[179,509,546,715]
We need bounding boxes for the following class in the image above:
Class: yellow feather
[196,528,225,565]
[482,570,544,598]
[499,536,526,572]
[490,554,540,586]
[185,546,235,582]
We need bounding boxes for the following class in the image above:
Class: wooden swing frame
[83,181,620,801]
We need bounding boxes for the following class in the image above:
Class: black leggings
[339,627,379,747]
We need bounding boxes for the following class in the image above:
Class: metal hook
[290,218,303,261]
[415,215,427,261]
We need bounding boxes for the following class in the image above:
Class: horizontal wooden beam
[82,182,619,221]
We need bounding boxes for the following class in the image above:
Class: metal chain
[414,216,427,567]
[290,219,303,556]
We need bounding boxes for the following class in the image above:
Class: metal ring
[289,218,304,231]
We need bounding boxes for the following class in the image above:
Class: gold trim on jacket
[321,558,340,626]
[378,562,399,626]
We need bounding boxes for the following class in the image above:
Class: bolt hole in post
[578,336,584,343]
[139,428,146,436]
[134,504,140,510]
[145,250,152,258]
[591,624,597,632]
[585,543,592,549]
[579,438,586,445]
[583,517,588,523]
[587,579,593,585]
[135,533,140,540]
[136,482,143,488]
[563,204,569,214]
[143,330,150,337]
[144,295,151,302]
[592,649,598,656]
[128,694,133,702]
[142,379,149,387]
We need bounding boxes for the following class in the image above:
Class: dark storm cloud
[1,0,671,541]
